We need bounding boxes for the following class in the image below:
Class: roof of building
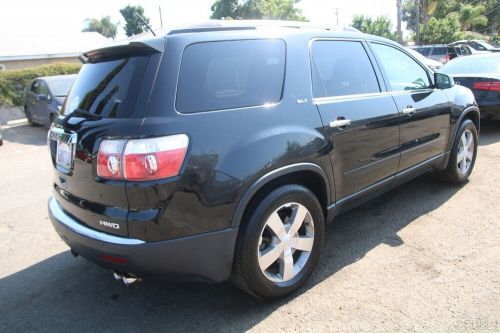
[0,32,111,62]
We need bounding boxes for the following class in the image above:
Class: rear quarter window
[176,39,285,113]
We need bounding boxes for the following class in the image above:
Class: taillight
[473,81,500,92]
[97,140,126,180]
[97,134,189,181]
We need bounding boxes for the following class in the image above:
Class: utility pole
[396,0,403,44]
[334,8,339,26]
[415,0,420,45]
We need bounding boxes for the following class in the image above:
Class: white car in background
[405,48,443,71]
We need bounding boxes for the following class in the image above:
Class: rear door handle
[402,107,416,116]
[330,119,351,128]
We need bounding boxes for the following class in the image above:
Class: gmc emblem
[99,221,120,229]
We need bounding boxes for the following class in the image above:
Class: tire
[232,184,325,299]
[439,119,478,184]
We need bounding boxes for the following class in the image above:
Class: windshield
[48,77,76,97]
[63,56,148,118]
[440,55,500,74]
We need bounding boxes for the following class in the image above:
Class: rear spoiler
[81,37,165,63]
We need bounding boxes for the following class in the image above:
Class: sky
[1,0,400,41]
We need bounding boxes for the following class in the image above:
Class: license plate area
[56,141,73,170]
[49,127,76,173]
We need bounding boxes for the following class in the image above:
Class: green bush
[0,63,81,107]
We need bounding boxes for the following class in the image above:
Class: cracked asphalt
[0,121,499,332]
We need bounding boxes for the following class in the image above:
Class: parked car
[450,40,500,52]
[23,74,77,127]
[453,43,490,56]
[48,20,479,299]
[405,48,442,71]
[440,53,500,120]
[0,126,3,146]
[413,44,460,64]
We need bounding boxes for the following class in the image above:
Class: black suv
[48,21,479,299]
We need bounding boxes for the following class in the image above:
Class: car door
[311,39,401,201]
[369,42,451,172]
[35,81,52,125]
[27,80,41,121]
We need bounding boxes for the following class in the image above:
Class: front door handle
[330,118,351,129]
[402,107,416,116]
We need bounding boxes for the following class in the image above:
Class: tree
[82,16,118,40]
[211,0,307,21]
[420,12,461,44]
[119,5,151,37]
[459,3,488,31]
[351,15,398,41]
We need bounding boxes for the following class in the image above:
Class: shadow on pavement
[0,172,466,332]
[478,120,500,146]
[1,123,48,146]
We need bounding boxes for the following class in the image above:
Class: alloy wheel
[257,202,315,283]
[457,129,474,175]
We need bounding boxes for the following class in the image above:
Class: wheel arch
[231,163,331,227]
[449,106,480,151]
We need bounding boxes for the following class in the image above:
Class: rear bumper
[48,196,238,283]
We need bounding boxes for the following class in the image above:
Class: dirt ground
[0,121,499,332]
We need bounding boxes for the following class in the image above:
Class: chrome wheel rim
[257,202,314,283]
[457,129,474,175]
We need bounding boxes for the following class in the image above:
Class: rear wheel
[439,119,478,184]
[232,184,324,299]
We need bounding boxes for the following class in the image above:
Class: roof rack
[167,20,360,35]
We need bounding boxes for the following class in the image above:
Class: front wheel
[439,119,478,184]
[232,184,325,299]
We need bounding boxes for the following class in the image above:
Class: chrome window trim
[312,89,434,105]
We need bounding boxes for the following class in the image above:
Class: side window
[176,39,285,113]
[371,43,431,91]
[432,47,447,56]
[31,81,39,93]
[311,40,380,98]
[38,82,49,96]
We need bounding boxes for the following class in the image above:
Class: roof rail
[167,20,360,35]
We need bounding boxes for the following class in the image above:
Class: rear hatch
[48,39,164,237]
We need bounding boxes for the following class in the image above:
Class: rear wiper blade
[62,108,102,126]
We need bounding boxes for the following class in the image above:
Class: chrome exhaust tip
[113,272,142,286]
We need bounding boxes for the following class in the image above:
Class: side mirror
[434,72,454,89]
[37,94,47,102]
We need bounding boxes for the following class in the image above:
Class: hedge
[0,63,81,107]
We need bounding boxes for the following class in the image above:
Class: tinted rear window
[63,56,148,118]
[176,39,285,113]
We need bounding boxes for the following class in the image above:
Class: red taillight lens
[473,81,500,92]
[123,135,189,181]
[489,81,500,92]
[97,135,189,181]
[97,140,126,179]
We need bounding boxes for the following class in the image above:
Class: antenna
[159,6,163,29]
[134,12,156,36]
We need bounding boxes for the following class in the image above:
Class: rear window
[176,39,285,113]
[63,56,148,118]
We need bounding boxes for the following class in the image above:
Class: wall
[0,57,81,71]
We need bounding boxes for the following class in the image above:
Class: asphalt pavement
[0,120,499,332]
